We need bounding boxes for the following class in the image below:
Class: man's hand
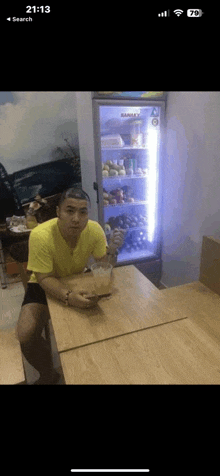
[109,228,125,251]
[68,289,100,309]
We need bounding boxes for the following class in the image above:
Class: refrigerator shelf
[106,225,148,233]
[104,200,148,207]
[122,225,148,231]
[102,174,149,180]
[101,147,148,151]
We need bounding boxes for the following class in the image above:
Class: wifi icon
[174,9,184,16]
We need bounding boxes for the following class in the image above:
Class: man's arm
[36,272,100,308]
[95,252,117,268]
[36,272,71,304]
[94,227,125,268]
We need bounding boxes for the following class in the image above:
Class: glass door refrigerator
[92,93,166,285]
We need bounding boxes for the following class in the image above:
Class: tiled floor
[0,277,65,384]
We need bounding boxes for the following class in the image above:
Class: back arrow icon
[7,17,11,21]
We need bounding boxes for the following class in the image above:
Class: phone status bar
[158,9,204,17]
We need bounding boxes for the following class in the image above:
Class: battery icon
[187,9,204,16]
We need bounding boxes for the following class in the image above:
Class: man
[16,187,124,384]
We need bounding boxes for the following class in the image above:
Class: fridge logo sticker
[150,108,159,117]
[121,113,140,117]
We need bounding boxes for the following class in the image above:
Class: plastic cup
[91,262,113,296]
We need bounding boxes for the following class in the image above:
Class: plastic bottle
[26,209,38,229]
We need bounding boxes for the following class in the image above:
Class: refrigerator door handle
[93,182,99,204]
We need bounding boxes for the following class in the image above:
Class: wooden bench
[160,236,220,330]
[0,328,26,385]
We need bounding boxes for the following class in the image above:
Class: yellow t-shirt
[27,218,107,283]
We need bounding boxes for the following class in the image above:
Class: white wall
[0,91,79,174]
[162,91,220,287]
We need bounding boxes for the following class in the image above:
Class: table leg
[44,320,52,358]
[17,262,29,291]
[0,239,7,289]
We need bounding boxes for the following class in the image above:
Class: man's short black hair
[58,186,91,209]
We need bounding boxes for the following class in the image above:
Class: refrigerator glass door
[99,104,161,263]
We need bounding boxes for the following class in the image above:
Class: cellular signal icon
[158,10,170,16]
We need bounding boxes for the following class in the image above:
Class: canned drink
[132,157,137,172]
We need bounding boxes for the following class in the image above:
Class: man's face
[56,198,89,239]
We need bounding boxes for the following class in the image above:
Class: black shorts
[21,283,48,307]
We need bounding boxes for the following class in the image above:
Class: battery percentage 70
[187,9,204,16]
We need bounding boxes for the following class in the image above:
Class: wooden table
[60,316,220,384]
[46,239,220,384]
[46,265,188,353]
[0,328,26,385]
